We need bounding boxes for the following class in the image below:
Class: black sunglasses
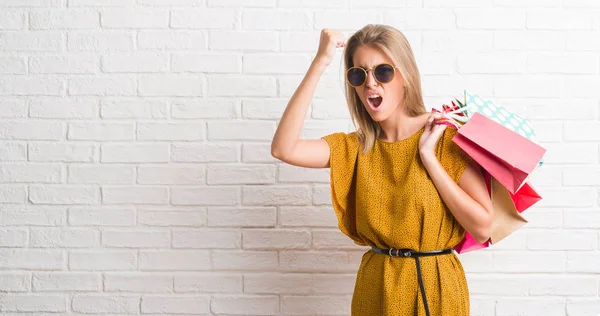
[346,63,398,87]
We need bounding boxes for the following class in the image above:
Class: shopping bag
[452,112,546,194]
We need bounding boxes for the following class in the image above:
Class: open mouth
[368,94,383,108]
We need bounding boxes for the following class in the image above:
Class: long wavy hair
[343,24,427,153]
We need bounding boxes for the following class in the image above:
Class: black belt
[370,247,453,316]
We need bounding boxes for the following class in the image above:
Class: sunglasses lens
[347,68,366,86]
[374,64,395,83]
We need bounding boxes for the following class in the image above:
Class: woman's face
[351,45,406,122]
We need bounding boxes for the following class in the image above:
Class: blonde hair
[343,24,427,153]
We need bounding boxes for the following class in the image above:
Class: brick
[495,0,561,6]
[69,250,136,271]
[207,164,276,184]
[0,142,27,161]
[0,294,67,313]
[280,32,319,52]
[496,298,565,316]
[102,229,170,248]
[0,249,64,270]
[278,165,330,183]
[565,121,600,141]
[423,31,493,53]
[139,250,210,271]
[243,229,310,249]
[69,0,135,6]
[242,143,277,163]
[29,142,95,162]
[566,299,600,316]
[456,9,526,29]
[170,8,237,29]
[0,0,62,6]
[242,10,310,30]
[516,209,561,229]
[68,165,135,184]
[207,207,276,227]
[384,9,455,30]
[101,52,168,73]
[208,75,276,96]
[210,30,278,51]
[279,207,337,227]
[138,208,206,227]
[529,276,598,296]
[537,187,596,207]
[138,74,203,97]
[566,31,600,51]
[0,10,26,30]
[311,99,351,120]
[311,274,356,294]
[279,251,358,272]
[528,52,598,74]
[68,206,135,226]
[67,31,134,51]
[0,163,62,183]
[492,252,565,273]
[172,53,240,73]
[212,250,278,271]
[457,52,526,74]
[171,186,239,206]
[0,56,26,74]
[29,185,99,205]
[141,296,210,314]
[0,121,64,140]
[282,296,351,315]
[312,229,360,249]
[207,0,274,7]
[101,98,168,119]
[211,296,279,315]
[567,252,600,273]
[33,272,100,292]
[0,185,26,203]
[527,229,597,250]
[30,228,98,248]
[68,76,136,96]
[352,0,407,7]
[565,76,600,98]
[172,143,238,163]
[0,228,27,247]
[493,76,562,98]
[315,11,382,30]
[279,75,345,98]
[541,143,597,164]
[244,273,311,294]
[467,275,528,296]
[104,273,173,292]
[0,206,65,226]
[101,186,169,205]
[30,9,99,30]
[137,122,204,140]
[139,0,202,5]
[243,185,311,206]
[207,121,275,141]
[100,8,169,28]
[173,229,240,249]
[527,9,598,30]
[30,97,98,118]
[0,76,64,96]
[71,295,139,314]
[175,273,242,293]
[68,122,135,140]
[137,30,206,50]
[101,143,169,163]
[564,210,600,228]
[0,272,30,292]
[243,54,311,74]
[137,164,204,185]
[172,98,237,119]
[0,31,64,51]
[312,185,332,205]
[0,98,27,118]
[277,0,343,8]
[424,0,490,6]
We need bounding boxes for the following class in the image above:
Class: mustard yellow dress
[322,126,473,316]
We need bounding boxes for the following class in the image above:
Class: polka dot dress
[322,126,473,316]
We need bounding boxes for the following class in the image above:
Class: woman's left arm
[419,113,494,244]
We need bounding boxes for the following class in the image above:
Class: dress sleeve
[437,127,475,184]
[321,132,366,246]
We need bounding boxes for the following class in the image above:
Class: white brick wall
[0,1,597,315]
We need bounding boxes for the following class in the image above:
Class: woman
[271,24,493,316]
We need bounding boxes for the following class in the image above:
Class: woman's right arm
[271,29,346,169]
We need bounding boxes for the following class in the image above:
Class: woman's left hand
[418,112,447,160]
